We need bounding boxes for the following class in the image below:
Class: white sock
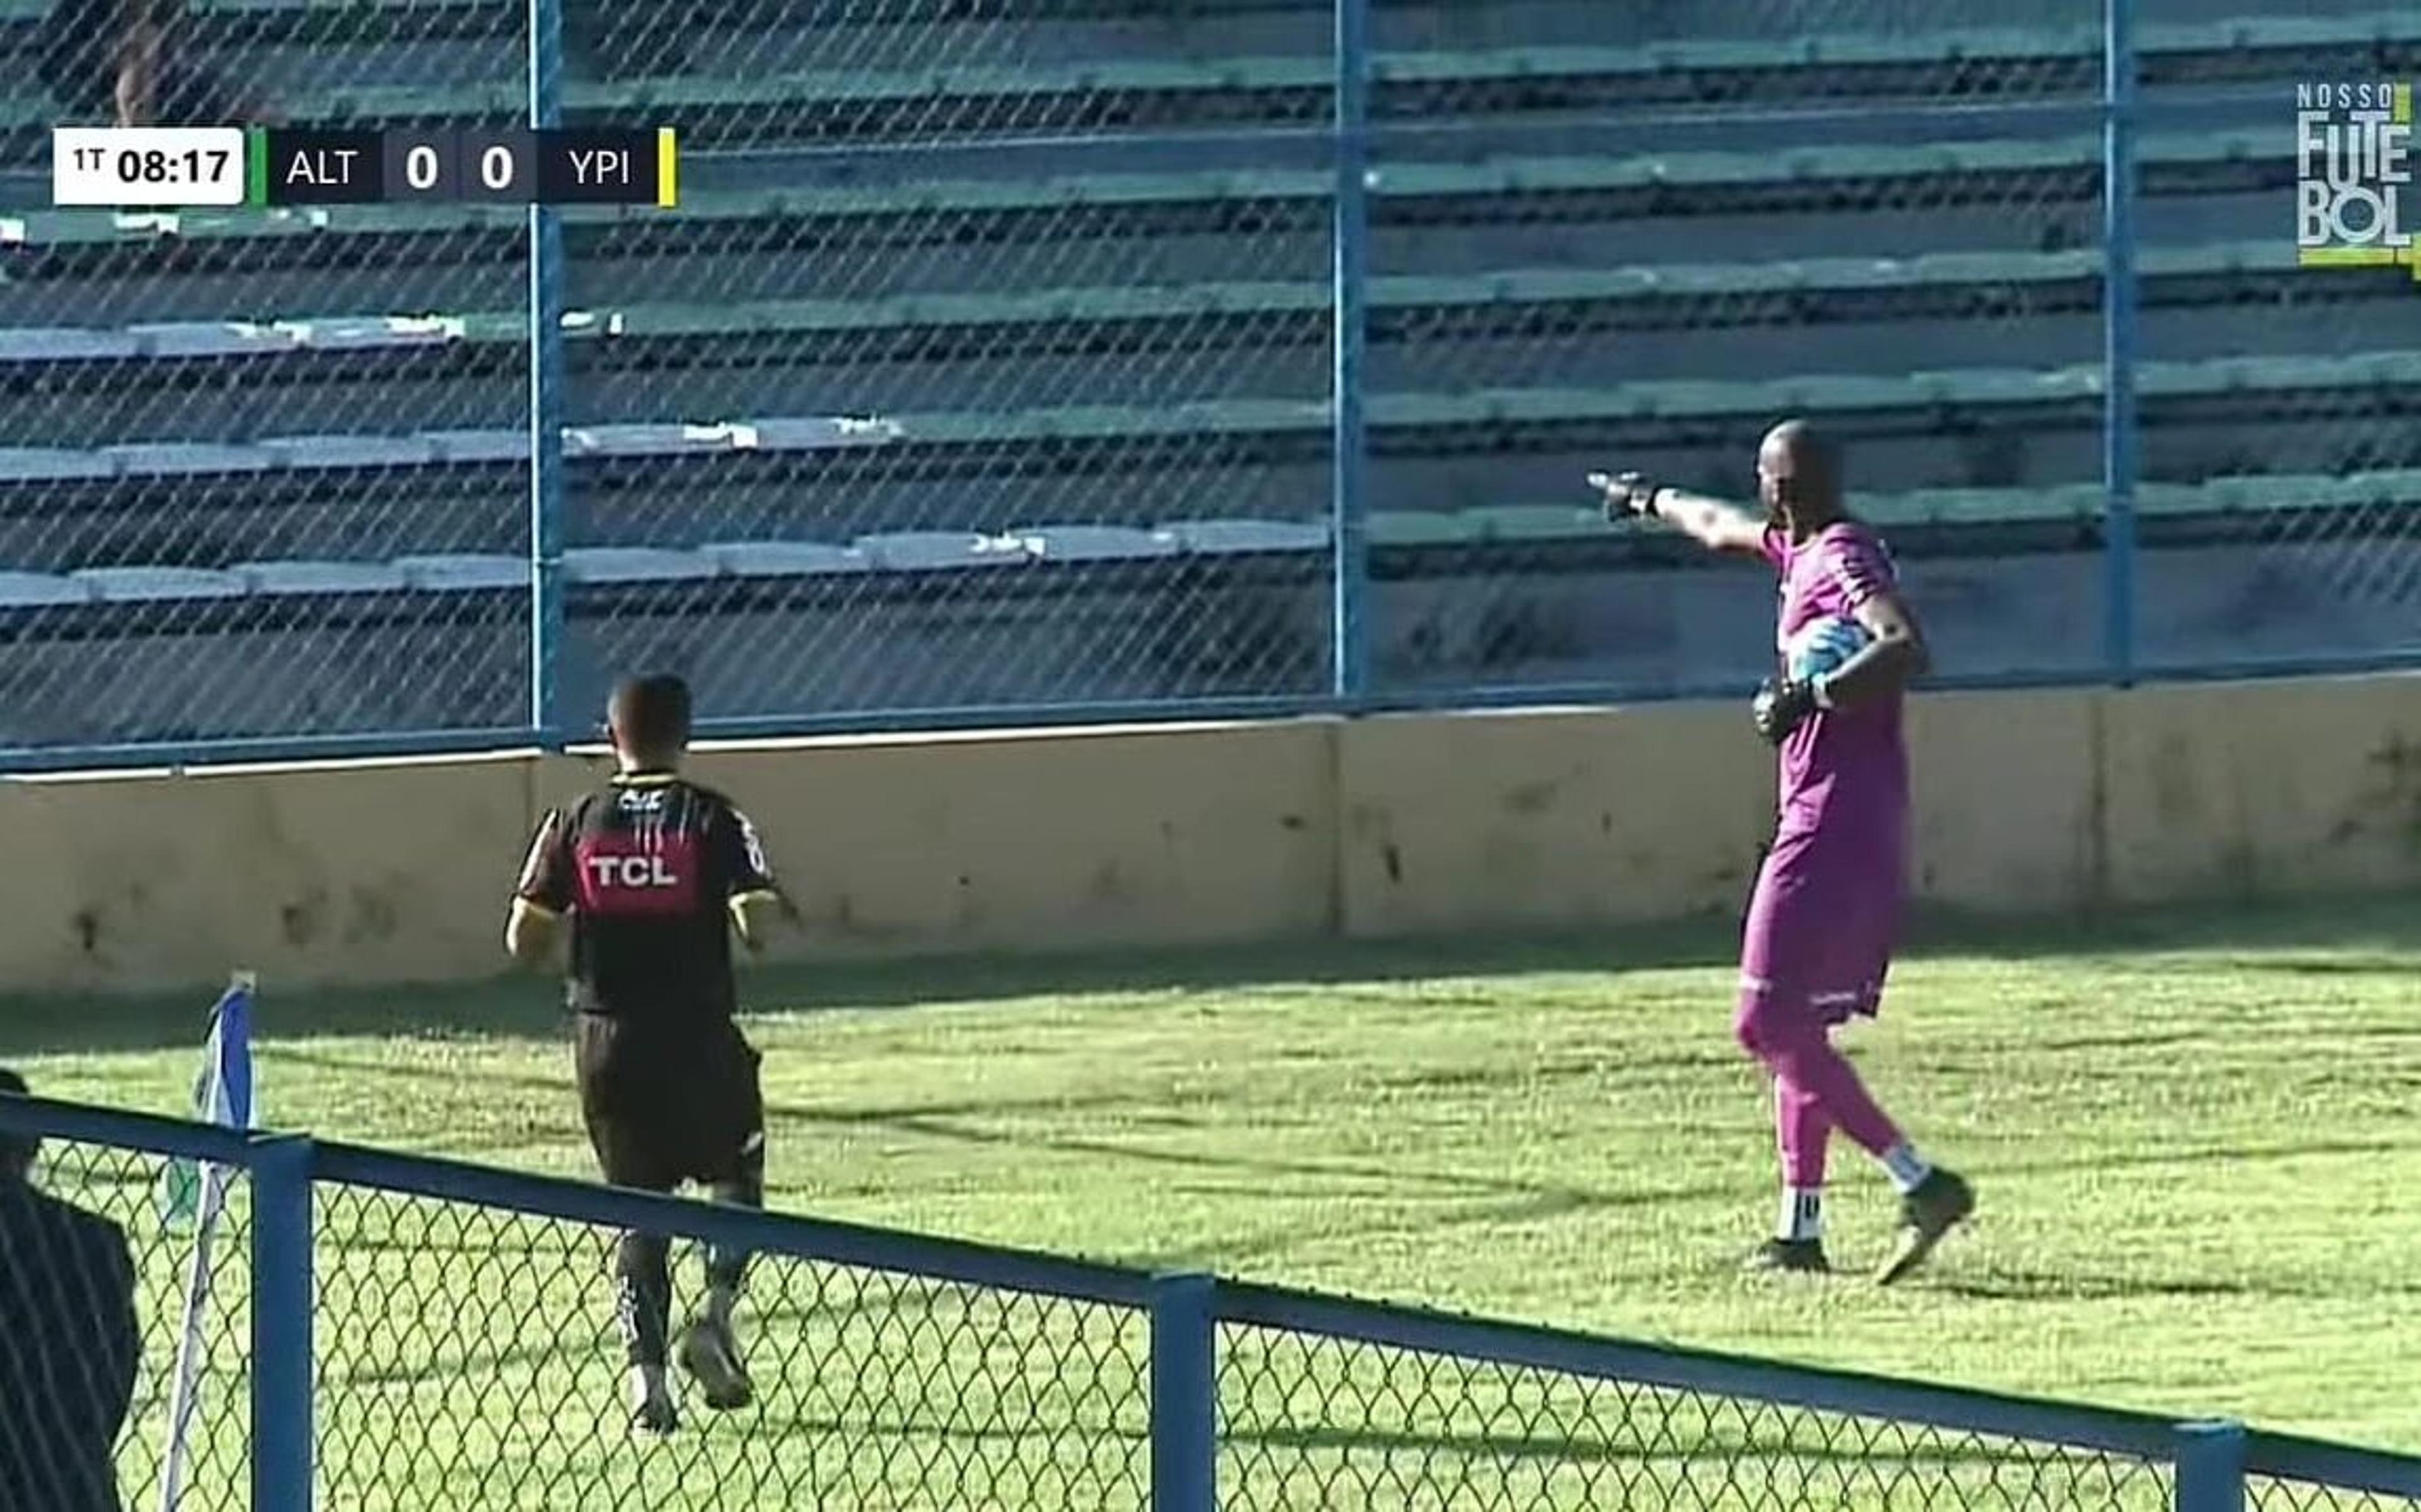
[629,1365,668,1409]
[1776,1187,1824,1243]
[1879,1143,1932,1194]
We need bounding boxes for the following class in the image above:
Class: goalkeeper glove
[1753,678,1820,746]
[1589,470,1661,523]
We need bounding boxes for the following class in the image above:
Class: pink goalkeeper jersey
[1763,521,1909,835]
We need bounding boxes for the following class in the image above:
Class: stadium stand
[0,0,2413,746]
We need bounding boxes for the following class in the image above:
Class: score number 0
[399,144,518,193]
[388,130,530,202]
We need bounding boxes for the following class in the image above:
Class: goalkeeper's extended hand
[1753,678,1818,746]
[1586,470,1661,523]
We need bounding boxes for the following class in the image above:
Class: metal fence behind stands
[0,0,2417,766]
[8,1097,2421,1512]
[553,3,1340,733]
[8,0,531,760]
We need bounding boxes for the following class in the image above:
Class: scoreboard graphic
[53,126,678,208]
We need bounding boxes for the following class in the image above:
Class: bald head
[1756,418,1843,532]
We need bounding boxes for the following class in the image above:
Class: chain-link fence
[4,0,531,756]
[1361,0,2120,697]
[9,1099,2421,1512]
[2125,0,2421,676]
[1219,1322,2176,1510]
[2,0,2419,764]
[312,1177,1150,1509]
[551,3,1341,726]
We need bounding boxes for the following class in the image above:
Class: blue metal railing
[1327,0,1372,703]
[2101,0,2141,689]
[6,1094,2420,1511]
[526,0,569,751]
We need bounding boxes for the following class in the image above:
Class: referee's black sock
[615,1230,673,1368]
[704,1135,766,1327]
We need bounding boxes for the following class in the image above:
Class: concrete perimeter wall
[4,675,2416,995]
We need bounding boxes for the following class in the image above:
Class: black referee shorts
[572,1013,764,1192]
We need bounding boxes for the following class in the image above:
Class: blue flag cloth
[158,974,256,1225]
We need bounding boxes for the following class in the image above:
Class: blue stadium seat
[259,436,444,470]
[94,442,272,478]
[700,541,875,578]
[854,532,1042,571]
[1464,506,1610,543]
[0,447,120,483]
[734,417,909,451]
[71,567,248,603]
[1369,512,1479,548]
[279,316,463,352]
[419,430,529,464]
[393,554,527,592]
[0,572,97,609]
[0,329,139,364]
[1013,526,1181,563]
[570,424,756,459]
[1161,520,1327,555]
[232,561,415,597]
[562,548,721,584]
[127,323,299,360]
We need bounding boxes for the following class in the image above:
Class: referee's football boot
[630,1370,679,1436]
[678,1317,755,1412]
[1875,1169,1975,1286]
[1745,1238,1831,1275]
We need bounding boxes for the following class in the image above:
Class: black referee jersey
[513,772,779,1025]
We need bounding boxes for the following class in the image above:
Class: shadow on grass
[729,1405,2083,1479]
[1933,1269,2346,1305]
[1,892,2412,1063]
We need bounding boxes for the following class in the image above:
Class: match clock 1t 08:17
[53,127,249,207]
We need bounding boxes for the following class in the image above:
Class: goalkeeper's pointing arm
[1589,471,1768,557]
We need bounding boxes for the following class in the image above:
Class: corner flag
[159,974,255,1225]
[156,973,257,1512]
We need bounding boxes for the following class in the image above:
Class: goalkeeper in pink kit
[1593,420,1974,1283]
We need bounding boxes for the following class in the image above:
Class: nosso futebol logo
[2296,81,2415,279]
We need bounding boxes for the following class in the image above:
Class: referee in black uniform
[506,674,787,1434]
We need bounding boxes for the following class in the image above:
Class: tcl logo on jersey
[586,853,680,888]
[573,834,700,916]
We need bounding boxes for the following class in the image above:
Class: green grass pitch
[8,897,2418,1509]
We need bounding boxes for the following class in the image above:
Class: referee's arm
[718,804,790,955]
[506,809,575,966]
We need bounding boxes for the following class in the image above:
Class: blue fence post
[2174,1419,2247,1511]
[1329,0,1372,702]
[250,1134,316,1512]
[1150,1272,1217,1512]
[2101,0,2139,687]
[528,0,568,748]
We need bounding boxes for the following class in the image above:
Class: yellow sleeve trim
[728,889,781,911]
[512,897,562,920]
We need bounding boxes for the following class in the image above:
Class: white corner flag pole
[157,972,257,1512]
